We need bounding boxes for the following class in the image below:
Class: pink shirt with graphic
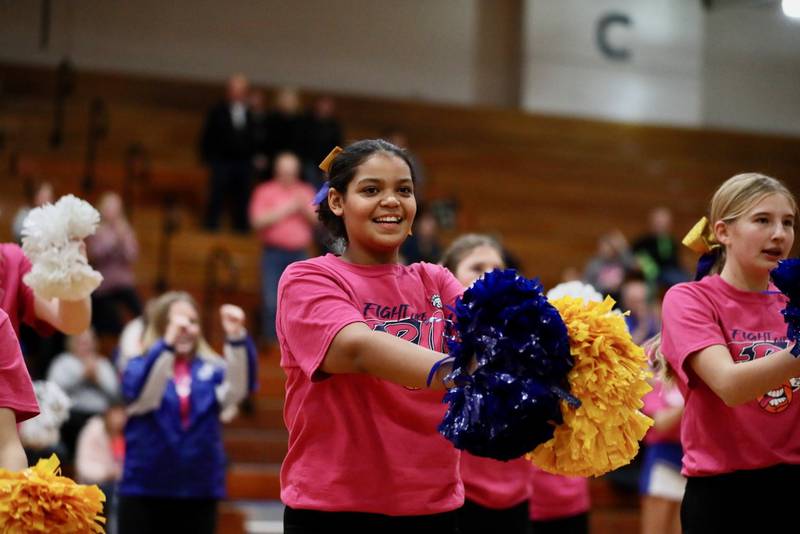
[528,467,590,521]
[641,379,683,445]
[248,181,316,251]
[0,307,39,422]
[661,274,800,477]
[277,254,465,515]
[461,454,531,509]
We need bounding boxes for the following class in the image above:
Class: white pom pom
[21,194,104,301]
[546,280,604,304]
[18,381,72,449]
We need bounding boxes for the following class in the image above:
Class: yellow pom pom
[527,296,654,477]
[0,454,106,533]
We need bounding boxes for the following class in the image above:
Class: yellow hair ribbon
[681,216,719,254]
[318,146,343,173]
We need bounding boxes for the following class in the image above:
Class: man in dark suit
[199,74,254,232]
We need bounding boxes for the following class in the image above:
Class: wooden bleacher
[4,61,800,533]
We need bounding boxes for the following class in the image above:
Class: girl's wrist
[427,356,455,389]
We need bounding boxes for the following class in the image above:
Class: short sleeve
[0,309,39,422]
[277,264,366,380]
[12,248,54,336]
[661,283,726,389]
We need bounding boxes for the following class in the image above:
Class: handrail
[49,58,75,149]
[81,96,109,192]
[202,246,240,339]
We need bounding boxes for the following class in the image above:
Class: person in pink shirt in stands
[0,307,39,470]
[278,140,465,533]
[638,374,684,534]
[249,152,317,343]
[660,173,800,532]
[440,234,532,534]
[87,191,142,336]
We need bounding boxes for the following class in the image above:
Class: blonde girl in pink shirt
[660,173,800,532]
[277,140,466,533]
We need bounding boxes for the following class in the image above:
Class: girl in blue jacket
[117,291,256,534]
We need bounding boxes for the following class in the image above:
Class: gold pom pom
[0,454,106,533]
[527,296,653,477]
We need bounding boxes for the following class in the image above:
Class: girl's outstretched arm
[322,323,451,390]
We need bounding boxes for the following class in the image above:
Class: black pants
[458,499,530,534]
[92,287,143,335]
[681,464,800,533]
[284,505,459,534]
[530,512,589,534]
[203,161,251,232]
[118,495,218,534]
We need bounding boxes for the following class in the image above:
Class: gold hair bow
[318,146,343,173]
[682,216,719,254]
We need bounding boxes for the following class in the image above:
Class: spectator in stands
[583,230,637,303]
[300,95,344,188]
[620,276,661,345]
[248,152,317,343]
[199,73,254,233]
[76,399,127,534]
[401,208,442,264]
[117,293,256,534]
[11,179,53,244]
[265,87,303,162]
[47,329,120,461]
[632,207,689,288]
[87,192,142,337]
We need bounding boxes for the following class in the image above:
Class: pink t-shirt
[0,307,39,422]
[661,274,800,477]
[248,181,316,251]
[461,454,531,509]
[528,468,590,521]
[0,243,53,337]
[641,378,683,445]
[277,254,465,515]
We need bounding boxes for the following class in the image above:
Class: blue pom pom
[770,259,800,342]
[439,269,577,461]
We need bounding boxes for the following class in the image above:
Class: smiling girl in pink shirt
[277,140,465,533]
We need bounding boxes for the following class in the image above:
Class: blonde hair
[706,173,797,275]
[140,291,218,359]
[653,173,797,382]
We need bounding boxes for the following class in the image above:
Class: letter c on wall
[596,12,632,61]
